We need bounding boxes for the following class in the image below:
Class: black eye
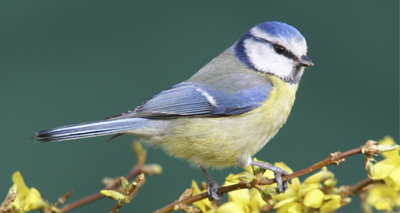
[274,45,286,54]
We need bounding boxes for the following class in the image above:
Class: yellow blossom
[367,184,400,211]
[217,163,346,213]
[303,189,324,208]
[215,180,265,213]
[272,164,313,211]
[12,171,46,212]
[13,172,30,203]
[249,188,266,212]
[321,194,341,212]
[370,136,400,190]
[320,199,341,212]
[271,165,346,213]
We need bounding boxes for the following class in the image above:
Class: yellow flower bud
[324,179,337,187]
[262,186,279,197]
[120,177,130,191]
[304,170,334,184]
[225,174,241,184]
[225,172,255,183]
[378,136,399,159]
[101,190,126,200]
[365,160,375,177]
[261,193,273,205]
[200,181,207,191]
[376,144,399,153]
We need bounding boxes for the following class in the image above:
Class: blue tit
[34,21,313,200]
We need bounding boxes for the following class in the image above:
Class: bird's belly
[157,81,298,169]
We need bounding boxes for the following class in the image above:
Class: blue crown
[257,21,304,41]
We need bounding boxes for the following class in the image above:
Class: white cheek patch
[244,39,294,79]
[251,27,308,57]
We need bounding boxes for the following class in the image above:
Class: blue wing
[129,81,272,118]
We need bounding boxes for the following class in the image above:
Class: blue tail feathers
[34,118,149,142]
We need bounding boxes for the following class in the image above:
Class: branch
[111,173,145,213]
[349,177,384,196]
[260,146,363,185]
[60,166,142,212]
[154,144,373,213]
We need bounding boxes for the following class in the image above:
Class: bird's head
[235,21,313,84]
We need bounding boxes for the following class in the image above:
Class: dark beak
[299,55,314,67]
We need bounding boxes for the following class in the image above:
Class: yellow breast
[147,75,298,169]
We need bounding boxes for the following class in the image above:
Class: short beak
[299,55,314,67]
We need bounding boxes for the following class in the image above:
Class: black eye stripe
[282,47,296,60]
[251,37,299,61]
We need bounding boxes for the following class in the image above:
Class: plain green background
[1,1,398,212]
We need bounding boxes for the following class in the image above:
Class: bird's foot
[250,160,292,193]
[200,166,223,201]
[206,178,223,201]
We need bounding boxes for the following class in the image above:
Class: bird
[34,21,313,201]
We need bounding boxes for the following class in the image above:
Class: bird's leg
[250,160,292,193]
[200,166,223,201]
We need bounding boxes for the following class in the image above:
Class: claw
[250,160,292,193]
[275,174,284,193]
[283,178,288,190]
[206,181,223,201]
[200,166,223,201]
